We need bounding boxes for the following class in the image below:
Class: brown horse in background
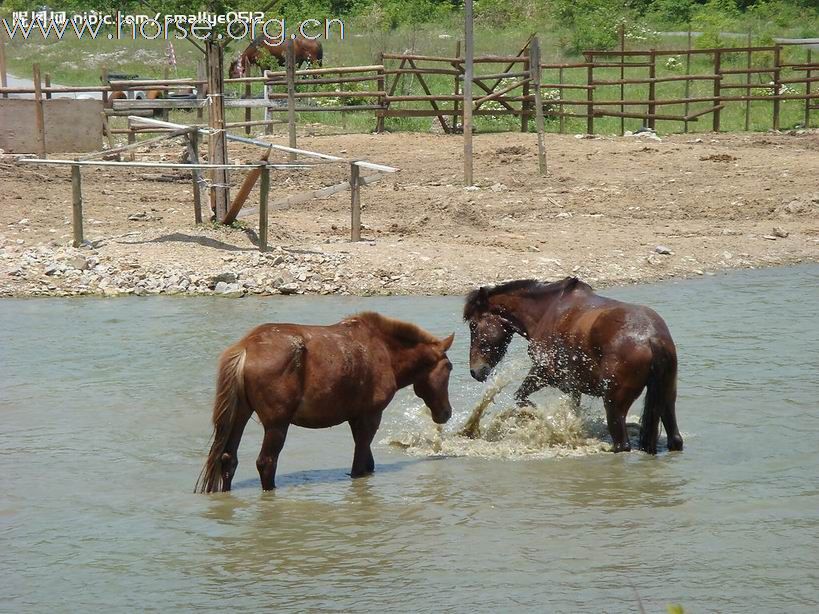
[228,36,323,77]
[196,312,454,493]
[463,277,683,454]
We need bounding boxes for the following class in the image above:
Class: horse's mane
[351,312,438,345]
[463,277,592,320]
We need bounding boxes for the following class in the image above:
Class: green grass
[3,15,816,136]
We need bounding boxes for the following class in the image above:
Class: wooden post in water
[350,162,361,242]
[463,0,474,186]
[772,44,781,131]
[529,37,546,175]
[33,63,46,158]
[286,39,297,162]
[713,50,722,132]
[619,23,625,136]
[745,32,752,131]
[71,162,84,247]
[259,165,269,251]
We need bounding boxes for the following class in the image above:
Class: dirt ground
[1,128,817,297]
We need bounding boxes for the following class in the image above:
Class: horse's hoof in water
[612,442,632,453]
[350,469,374,479]
[667,435,684,451]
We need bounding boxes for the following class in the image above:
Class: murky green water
[2,266,817,612]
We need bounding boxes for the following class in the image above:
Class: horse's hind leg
[256,421,290,490]
[604,386,642,453]
[660,399,684,452]
[349,412,383,478]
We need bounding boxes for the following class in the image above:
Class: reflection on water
[1,265,818,612]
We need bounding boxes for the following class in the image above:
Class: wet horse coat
[197,312,454,492]
[464,277,683,454]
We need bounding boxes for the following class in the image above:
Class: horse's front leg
[513,365,550,407]
[349,411,383,477]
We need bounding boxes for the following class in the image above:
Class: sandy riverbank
[1,129,817,297]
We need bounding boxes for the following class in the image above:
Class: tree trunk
[206,40,230,222]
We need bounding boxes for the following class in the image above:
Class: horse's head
[464,287,515,382]
[413,333,455,424]
[228,56,245,78]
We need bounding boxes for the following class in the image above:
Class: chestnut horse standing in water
[463,277,683,454]
[196,312,454,493]
[228,36,323,77]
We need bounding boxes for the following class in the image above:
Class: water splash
[384,377,642,460]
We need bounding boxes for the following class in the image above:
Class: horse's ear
[439,333,455,352]
[477,286,489,305]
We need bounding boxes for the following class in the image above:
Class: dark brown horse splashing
[463,277,683,454]
[196,313,454,493]
[228,36,323,77]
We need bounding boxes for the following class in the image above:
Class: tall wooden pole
[350,162,361,242]
[206,40,230,221]
[33,63,46,158]
[453,40,461,131]
[0,34,7,99]
[259,165,269,251]
[684,26,692,133]
[286,39,297,162]
[619,23,625,136]
[463,0,474,186]
[806,49,813,129]
[745,32,752,131]
[529,37,546,175]
[71,163,84,247]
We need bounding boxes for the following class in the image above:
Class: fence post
[187,131,202,223]
[529,37,546,175]
[648,48,656,130]
[127,130,136,161]
[100,66,109,109]
[453,40,461,131]
[619,23,625,136]
[558,66,565,134]
[244,81,251,135]
[521,49,530,133]
[806,49,813,129]
[745,32,752,131]
[44,73,52,100]
[684,26,692,132]
[463,0,474,186]
[773,44,781,130]
[376,52,386,133]
[259,165,269,252]
[33,63,46,158]
[286,39,297,162]
[0,34,7,99]
[713,50,722,132]
[196,60,205,121]
[350,162,361,242]
[586,55,594,135]
[71,162,84,247]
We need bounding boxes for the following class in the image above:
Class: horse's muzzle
[432,407,452,424]
[470,366,491,382]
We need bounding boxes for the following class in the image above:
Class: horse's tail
[640,339,679,454]
[195,347,248,493]
[315,42,323,66]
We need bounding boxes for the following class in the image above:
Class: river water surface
[2,265,817,612]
